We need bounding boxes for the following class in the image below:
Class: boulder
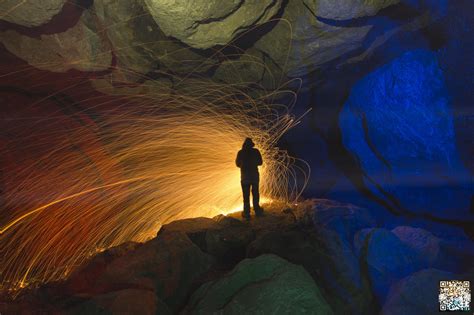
[67,289,170,315]
[392,226,440,267]
[65,230,214,312]
[436,238,474,272]
[213,49,267,87]
[162,215,255,264]
[205,216,255,264]
[313,199,376,244]
[303,0,399,20]
[186,254,333,314]
[381,269,468,315]
[247,229,324,280]
[0,0,67,27]
[0,10,112,73]
[254,0,372,77]
[93,0,215,79]
[144,0,283,49]
[64,242,140,294]
[246,229,366,314]
[354,228,419,302]
[280,199,378,314]
[339,49,473,220]
[316,227,376,314]
[160,217,219,251]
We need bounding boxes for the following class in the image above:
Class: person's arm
[236,151,242,168]
[256,149,263,166]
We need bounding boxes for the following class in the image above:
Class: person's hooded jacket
[235,138,263,182]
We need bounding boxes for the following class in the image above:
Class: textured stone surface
[62,230,214,312]
[303,0,399,20]
[93,0,215,79]
[144,0,283,49]
[68,289,170,315]
[213,49,266,86]
[0,11,112,72]
[0,0,67,27]
[161,216,255,264]
[339,49,473,220]
[90,76,173,96]
[245,228,372,315]
[354,228,419,302]
[392,226,440,267]
[313,199,376,244]
[64,242,141,295]
[254,0,373,78]
[381,269,469,315]
[186,254,333,314]
[99,230,214,311]
[317,227,376,315]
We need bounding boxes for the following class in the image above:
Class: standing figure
[236,137,264,219]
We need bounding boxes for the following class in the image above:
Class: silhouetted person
[236,138,263,219]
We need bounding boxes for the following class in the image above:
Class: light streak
[0,80,309,295]
[0,7,309,294]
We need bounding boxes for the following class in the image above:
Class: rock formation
[2,200,472,314]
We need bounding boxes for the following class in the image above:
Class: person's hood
[242,137,254,149]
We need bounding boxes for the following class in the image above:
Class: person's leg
[241,181,251,217]
[251,179,262,215]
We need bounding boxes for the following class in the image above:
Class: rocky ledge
[1,199,473,315]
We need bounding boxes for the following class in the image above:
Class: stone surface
[90,76,173,96]
[354,228,419,302]
[205,216,255,264]
[0,0,67,27]
[245,228,371,315]
[93,0,215,79]
[186,254,333,314]
[313,199,376,244]
[161,216,255,264]
[0,11,112,72]
[63,230,214,312]
[64,242,141,295]
[144,0,283,49]
[68,289,170,315]
[436,238,474,272]
[303,0,399,20]
[254,0,373,78]
[381,269,470,315]
[1,200,471,314]
[317,227,376,314]
[246,229,324,280]
[392,226,440,267]
[339,49,473,220]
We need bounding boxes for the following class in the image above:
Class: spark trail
[0,3,305,293]
[0,77,308,293]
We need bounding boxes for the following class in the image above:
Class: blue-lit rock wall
[339,49,472,220]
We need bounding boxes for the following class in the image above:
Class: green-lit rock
[254,0,372,78]
[0,10,112,72]
[0,0,67,27]
[144,0,283,49]
[186,254,333,314]
[93,0,216,79]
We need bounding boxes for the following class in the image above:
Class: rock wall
[339,49,472,220]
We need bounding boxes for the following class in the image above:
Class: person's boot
[241,209,251,220]
[254,206,264,217]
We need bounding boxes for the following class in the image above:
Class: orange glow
[0,82,309,294]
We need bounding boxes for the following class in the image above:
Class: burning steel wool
[0,78,308,293]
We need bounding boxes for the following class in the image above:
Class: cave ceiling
[0,0,444,95]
